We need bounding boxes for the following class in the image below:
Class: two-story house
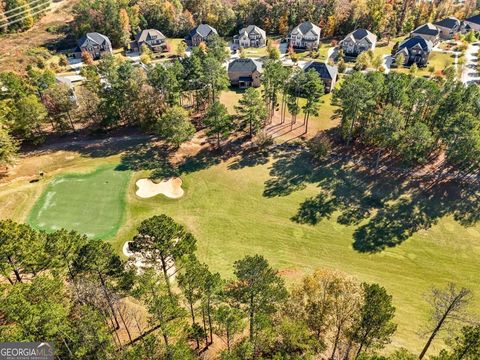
[303,61,338,93]
[410,23,440,46]
[288,22,321,50]
[233,25,267,48]
[433,17,462,40]
[340,29,377,57]
[464,15,480,32]
[130,29,167,53]
[73,32,113,60]
[185,24,218,46]
[227,58,263,88]
[395,37,433,67]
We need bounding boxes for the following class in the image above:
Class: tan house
[130,29,167,53]
[234,25,267,48]
[433,17,462,40]
[185,24,218,46]
[411,23,440,46]
[227,58,262,88]
[340,29,377,57]
[288,22,321,50]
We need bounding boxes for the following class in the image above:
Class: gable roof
[228,58,262,73]
[434,16,460,30]
[304,61,338,81]
[77,32,111,48]
[398,37,433,53]
[465,14,480,26]
[292,21,321,36]
[411,23,440,36]
[344,28,377,44]
[135,29,166,43]
[238,25,266,39]
[188,24,218,39]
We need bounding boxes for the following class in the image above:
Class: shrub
[254,131,274,149]
[307,133,332,160]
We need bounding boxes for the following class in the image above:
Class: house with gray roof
[464,15,480,32]
[340,29,377,57]
[411,23,440,45]
[227,58,263,88]
[185,24,218,46]
[303,61,338,93]
[130,29,167,53]
[395,37,433,67]
[234,25,266,48]
[434,17,462,39]
[73,32,112,60]
[289,22,321,50]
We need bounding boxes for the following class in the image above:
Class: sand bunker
[135,177,184,199]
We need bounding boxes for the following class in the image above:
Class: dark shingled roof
[77,32,111,48]
[293,21,321,36]
[434,16,460,30]
[228,58,262,73]
[304,61,338,81]
[238,25,266,39]
[187,24,218,39]
[344,28,377,43]
[412,23,440,36]
[135,29,166,42]
[398,37,433,52]
[465,14,480,25]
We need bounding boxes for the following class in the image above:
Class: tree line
[332,71,480,170]
[1,216,478,359]
[71,0,478,48]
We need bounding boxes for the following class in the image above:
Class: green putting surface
[28,165,130,239]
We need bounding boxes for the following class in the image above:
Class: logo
[0,343,54,360]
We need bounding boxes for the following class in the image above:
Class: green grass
[109,152,480,353]
[2,134,480,354]
[27,165,131,239]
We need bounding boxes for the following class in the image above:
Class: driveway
[462,42,479,85]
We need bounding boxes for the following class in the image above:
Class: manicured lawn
[1,136,480,354]
[111,150,480,353]
[27,165,131,239]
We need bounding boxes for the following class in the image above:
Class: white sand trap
[135,177,184,199]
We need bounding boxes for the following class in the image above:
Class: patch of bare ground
[0,0,77,74]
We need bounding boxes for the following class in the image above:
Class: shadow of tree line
[112,139,480,254]
[264,144,480,253]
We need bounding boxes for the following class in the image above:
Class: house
[185,24,218,46]
[340,29,377,57]
[410,23,440,45]
[73,32,112,60]
[395,37,433,67]
[234,25,266,48]
[289,21,321,50]
[227,58,262,88]
[464,15,480,32]
[130,29,167,53]
[303,61,338,93]
[433,16,462,39]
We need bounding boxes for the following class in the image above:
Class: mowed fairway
[28,165,131,239]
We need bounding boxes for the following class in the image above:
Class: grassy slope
[112,156,480,353]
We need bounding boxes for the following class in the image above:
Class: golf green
[28,165,131,239]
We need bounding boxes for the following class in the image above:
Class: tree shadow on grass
[265,145,480,253]
[115,143,179,179]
